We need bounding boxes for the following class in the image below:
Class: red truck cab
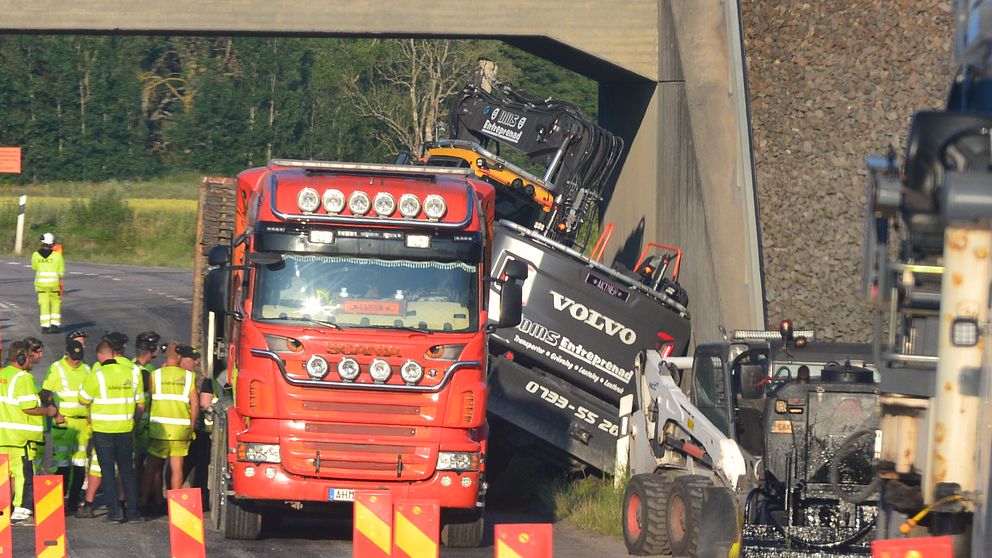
[204,160,525,546]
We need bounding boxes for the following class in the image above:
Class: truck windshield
[252,254,479,332]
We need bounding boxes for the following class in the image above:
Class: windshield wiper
[293,317,343,330]
[357,324,434,335]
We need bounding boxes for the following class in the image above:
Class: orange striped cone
[393,500,439,558]
[0,455,10,557]
[495,523,553,558]
[872,536,953,558]
[353,492,392,558]
[167,488,205,558]
[33,475,65,558]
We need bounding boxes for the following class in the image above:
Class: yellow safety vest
[149,366,194,440]
[31,250,64,291]
[43,358,90,419]
[79,360,143,434]
[0,365,43,447]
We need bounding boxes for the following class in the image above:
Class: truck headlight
[369,359,392,383]
[437,451,480,472]
[373,192,396,216]
[398,194,421,217]
[400,361,424,384]
[338,357,360,381]
[238,443,281,464]
[297,187,320,213]
[306,355,330,379]
[349,191,371,215]
[423,194,446,220]
[322,189,346,214]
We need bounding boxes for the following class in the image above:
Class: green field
[0,175,201,268]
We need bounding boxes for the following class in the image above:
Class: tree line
[0,35,596,182]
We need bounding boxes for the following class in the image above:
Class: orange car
[425,141,554,210]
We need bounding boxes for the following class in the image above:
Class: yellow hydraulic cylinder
[926,227,992,504]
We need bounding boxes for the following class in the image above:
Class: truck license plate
[309,230,334,244]
[327,488,355,502]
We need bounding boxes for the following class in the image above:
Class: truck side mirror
[489,263,528,331]
[205,267,231,318]
[503,260,528,281]
[495,279,524,329]
[208,245,230,267]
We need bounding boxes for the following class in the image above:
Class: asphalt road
[0,257,630,557]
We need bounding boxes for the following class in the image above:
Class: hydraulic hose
[764,501,877,550]
[829,429,880,504]
[898,494,965,534]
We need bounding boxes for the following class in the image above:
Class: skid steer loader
[621,323,880,557]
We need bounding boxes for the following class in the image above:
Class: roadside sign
[0,148,21,174]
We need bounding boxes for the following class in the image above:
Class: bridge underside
[0,0,765,337]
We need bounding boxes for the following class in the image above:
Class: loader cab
[681,340,773,451]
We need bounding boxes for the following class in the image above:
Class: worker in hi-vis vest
[31,232,65,334]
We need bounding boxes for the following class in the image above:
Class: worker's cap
[65,330,87,344]
[176,345,202,361]
[135,331,161,351]
[40,232,54,245]
[66,340,84,360]
[101,332,129,352]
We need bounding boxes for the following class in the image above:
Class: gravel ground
[742,0,953,341]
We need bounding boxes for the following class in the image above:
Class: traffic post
[393,500,439,558]
[494,524,553,558]
[353,491,392,558]
[13,196,25,256]
[0,455,11,557]
[168,488,206,558]
[33,475,65,558]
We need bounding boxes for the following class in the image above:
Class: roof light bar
[270,159,473,176]
[733,329,816,341]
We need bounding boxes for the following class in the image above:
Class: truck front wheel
[440,508,485,548]
[224,498,263,540]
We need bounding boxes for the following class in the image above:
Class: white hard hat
[40,233,54,245]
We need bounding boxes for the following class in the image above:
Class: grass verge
[0,177,200,268]
[551,473,626,538]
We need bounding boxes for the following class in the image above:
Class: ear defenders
[9,342,27,367]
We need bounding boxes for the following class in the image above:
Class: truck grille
[281,424,437,481]
[286,397,438,425]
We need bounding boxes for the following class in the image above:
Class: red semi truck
[201,159,525,546]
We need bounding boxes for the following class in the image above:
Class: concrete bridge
[0,0,765,336]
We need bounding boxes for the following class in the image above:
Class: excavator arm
[447,82,624,245]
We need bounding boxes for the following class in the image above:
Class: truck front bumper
[229,461,483,509]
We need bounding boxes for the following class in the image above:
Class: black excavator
[445,74,623,247]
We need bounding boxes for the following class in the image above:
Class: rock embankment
[742,0,953,341]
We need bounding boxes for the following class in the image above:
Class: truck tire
[208,419,227,531]
[224,498,263,540]
[441,508,485,548]
[623,473,673,555]
[208,401,231,531]
[666,475,709,558]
